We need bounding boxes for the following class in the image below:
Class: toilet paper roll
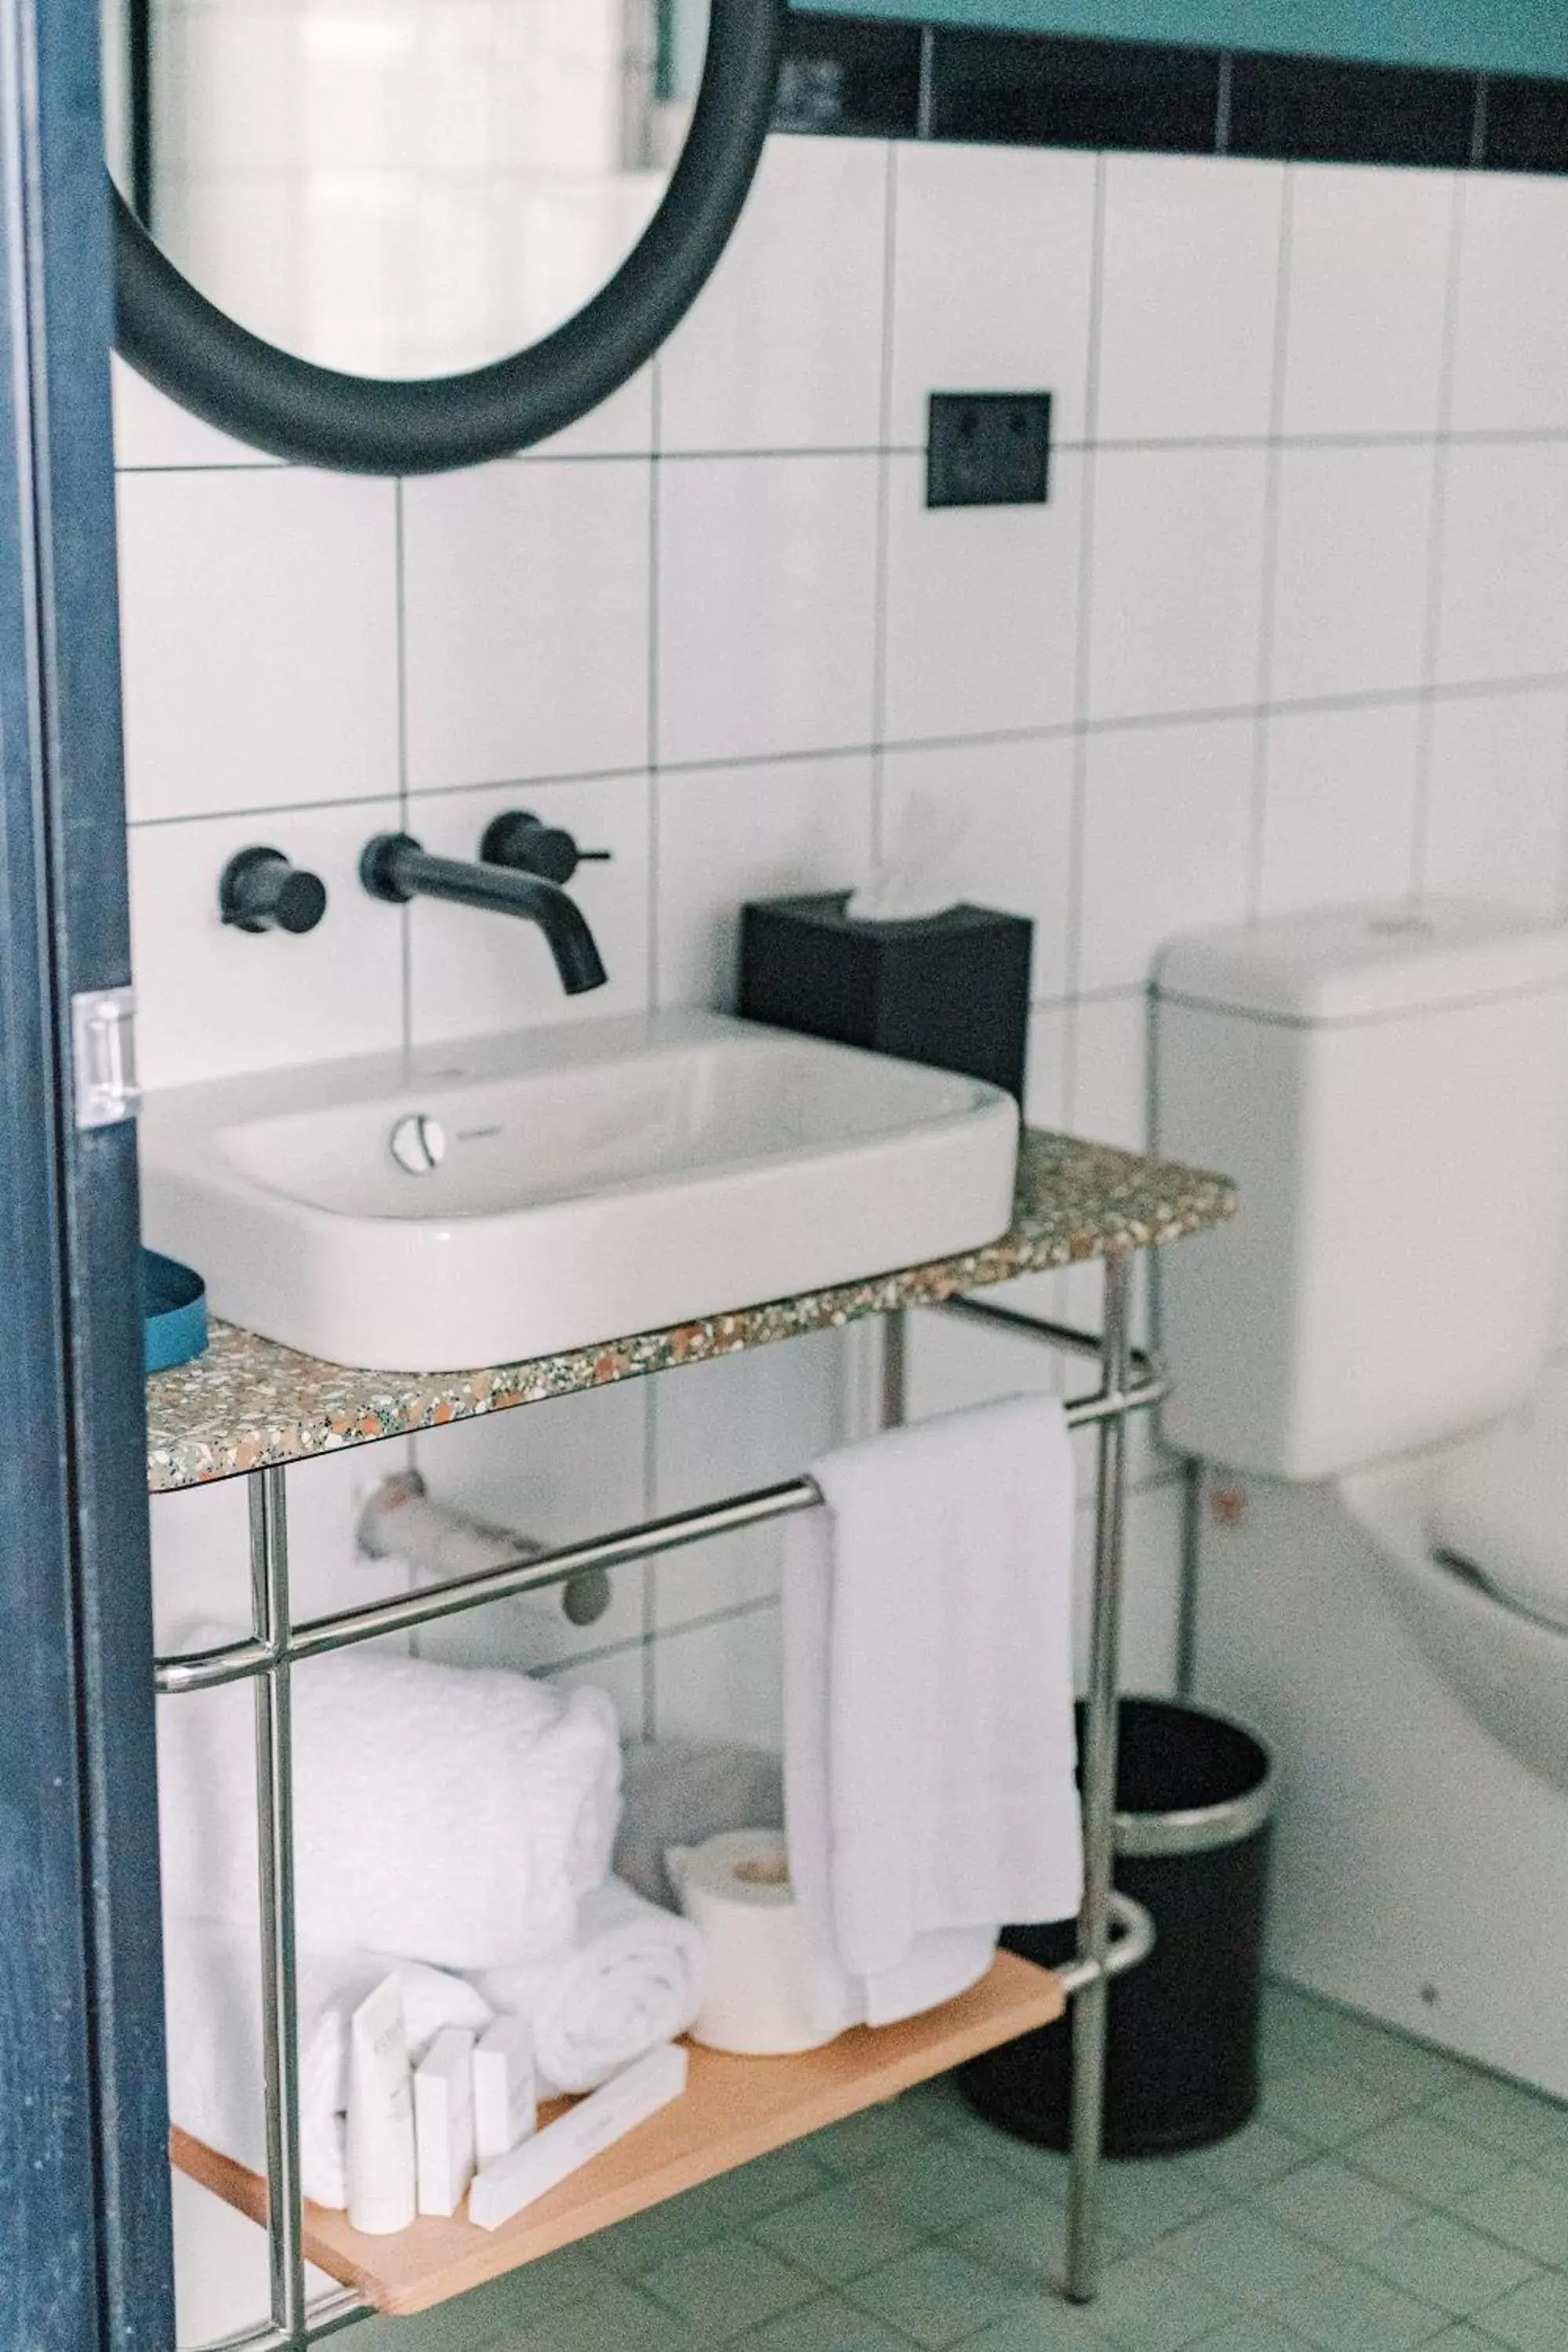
[666,1830,851,2056]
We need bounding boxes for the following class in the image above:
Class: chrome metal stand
[158,1279,1163,2350]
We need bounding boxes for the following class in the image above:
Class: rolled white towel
[158,1633,622,1971]
[164,1915,493,2210]
[474,1878,705,2096]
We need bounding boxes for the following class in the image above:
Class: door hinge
[71,985,141,1129]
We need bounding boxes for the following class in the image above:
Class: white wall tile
[1096,155,1285,443]
[1267,443,1435,703]
[402,459,652,789]
[659,139,889,453]
[117,470,399,822]
[405,771,651,1044]
[880,451,1083,743]
[1087,447,1269,722]
[1257,699,1421,915]
[655,753,875,1011]
[1025,1002,1073,1130]
[652,1603,782,1749]
[887,143,1098,448]
[1279,165,1456,438]
[656,454,880,766]
[878,732,1076,1001]
[1449,173,1568,434]
[111,354,283,470]
[1076,715,1255,993]
[130,798,405,1087]
[1072,989,1150,1152]
[652,1331,845,1632]
[1424,688,1568,913]
[1436,441,1568,685]
[406,1383,650,1675]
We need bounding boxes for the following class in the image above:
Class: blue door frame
[0,0,174,2339]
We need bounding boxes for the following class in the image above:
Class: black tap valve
[219,845,328,935]
[479,810,612,888]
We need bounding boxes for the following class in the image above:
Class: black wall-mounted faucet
[360,832,608,996]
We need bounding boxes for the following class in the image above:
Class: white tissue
[845,794,971,922]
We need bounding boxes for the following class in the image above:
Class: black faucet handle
[220,845,328,935]
[480,809,612,887]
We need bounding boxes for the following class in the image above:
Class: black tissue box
[739,892,1033,1104]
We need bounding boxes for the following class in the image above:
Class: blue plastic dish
[143,1249,209,1374]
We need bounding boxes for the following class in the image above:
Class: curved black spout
[360,834,608,996]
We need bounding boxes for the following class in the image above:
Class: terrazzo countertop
[146,1127,1236,1493]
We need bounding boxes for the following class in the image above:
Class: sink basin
[139,1012,1018,1371]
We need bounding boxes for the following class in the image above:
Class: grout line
[1060,154,1108,1127]
[122,677,1568,836]
[869,140,901,864]
[1245,165,1297,917]
[1410,171,1468,902]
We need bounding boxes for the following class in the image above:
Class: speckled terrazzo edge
[146,1129,1236,1493]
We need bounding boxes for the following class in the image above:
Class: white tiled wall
[128,136,1568,1755]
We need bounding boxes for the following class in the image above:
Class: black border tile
[777,11,923,140]
[1227,49,1478,169]
[1483,74,1568,173]
[930,27,1221,154]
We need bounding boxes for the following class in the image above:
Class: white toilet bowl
[1154,901,1568,2096]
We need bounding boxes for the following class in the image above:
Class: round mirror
[106,0,783,473]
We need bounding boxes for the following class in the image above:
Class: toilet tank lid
[1154,902,1568,1025]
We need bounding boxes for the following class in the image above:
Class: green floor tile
[1428,2078,1568,2165]
[959,2297,1120,2349]
[1181,2120,1316,2196]
[807,2098,946,2180]
[1262,1986,1359,2071]
[1192,2321,1321,2352]
[735,2294,916,2352]
[750,2176,925,2285]
[688,2145,833,2229]
[936,2104,1074,2198]
[852,2136,1023,2233]
[1086,2251,1243,2351]
[1463,2264,1568,2350]
[1357,2212,1540,2317]
[1095,2155,1225,2245]
[950,2191,1126,2289]
[841,2241,1033,2347]
[1452,2165,1568,2264]
[1158,2205,1335,2305]
[641,2238,817,2346]
[1271,2260,1449,2351]
[594,2188,736,2279]
[1262,2065,1408,2151]
[1261,2157,1426,2255]
[484,2282,701,2352]
[1346,2115,1512,2205]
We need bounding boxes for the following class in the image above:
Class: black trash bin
[960,1697,1274,2157]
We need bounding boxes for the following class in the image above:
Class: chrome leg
[882,1307,907,1431]
[250,1467,307,2344]
[1176,1455,1203,1703]
[1066,1253,1132,2303]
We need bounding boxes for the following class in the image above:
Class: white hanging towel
[784,1393,1082,2029]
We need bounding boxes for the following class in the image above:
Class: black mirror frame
[112,0,786,475]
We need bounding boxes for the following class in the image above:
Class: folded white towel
[474,1877,705,2096]
[164,1915,492,2210]
[158,1635,622,1970]
[785,1395,1082,2027]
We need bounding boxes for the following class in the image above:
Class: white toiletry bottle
[346,1974,417,2234]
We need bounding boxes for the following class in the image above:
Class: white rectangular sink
[140,1013,1018,1371]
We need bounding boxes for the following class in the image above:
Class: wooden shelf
[171,1950,1065,2319]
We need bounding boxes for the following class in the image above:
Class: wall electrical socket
[926,391,1052,509]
